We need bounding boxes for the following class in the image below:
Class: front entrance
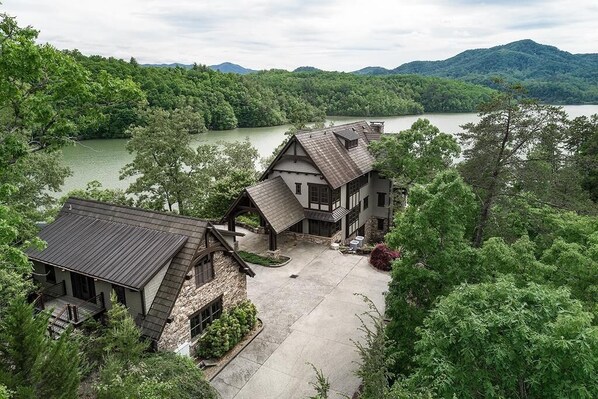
[71,272,96,301]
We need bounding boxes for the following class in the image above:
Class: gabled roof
[245,177,304,234]
[28,197,253,341]
[27,213,188,290]
[295,121,378,189]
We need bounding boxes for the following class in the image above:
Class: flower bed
[237,250,290,267]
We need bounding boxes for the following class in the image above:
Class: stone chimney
[370,121,385,135]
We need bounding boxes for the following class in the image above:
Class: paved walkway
[211,230,390,398]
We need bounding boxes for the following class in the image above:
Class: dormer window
[334,130,359,150]
[345,139,358,149]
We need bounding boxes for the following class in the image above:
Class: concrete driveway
[211,231,390,398]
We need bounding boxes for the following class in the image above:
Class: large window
[308,184,331,211]
[331,188,341,209]
[346,205,361,237]
[195,255,214,287]
[190,297,222,338]
[308,219,342,237]
[347,178,361,209]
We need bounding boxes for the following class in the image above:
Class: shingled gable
[261,121,380,190]
[38,197,253,342]
[223,176,305,234]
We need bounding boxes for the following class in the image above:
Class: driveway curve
[211,231,390,399]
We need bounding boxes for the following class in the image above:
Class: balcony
[32,280,106,337]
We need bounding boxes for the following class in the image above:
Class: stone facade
[365,216,388,245]
[281,230,341,246]
[157,247,247,352]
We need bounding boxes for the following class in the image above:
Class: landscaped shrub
[195,300,258,359]
[238,250,288,266]
[237,213,260,228]
[369,243,400,271]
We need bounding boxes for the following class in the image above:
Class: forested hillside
[357,40,598,104]
[68,52,493,138]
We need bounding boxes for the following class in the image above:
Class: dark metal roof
[28,197,253,342]
[27,214,188,290]
[304,207,349,223]
[245,177,305,234]
[295,121,378,189]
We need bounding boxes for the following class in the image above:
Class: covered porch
[222,177,305,251]
[33,280,106,335]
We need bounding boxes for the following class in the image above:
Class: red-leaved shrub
[369,243,400,271]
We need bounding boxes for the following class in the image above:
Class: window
[190,297,222,338]
[331,188,341,209]
[45,264,56,284]
[112,284,127,306]
[308,184,331,210]
[347,178,361,209]
[363,196,369,210]
[377,218,385,231]
[308,219,342,237]
[295,183,302,195]
[346,205,360,238]
[345,139,358,149]
[195,255,214,287]
[377,192,386,207]
[289,221,303,233]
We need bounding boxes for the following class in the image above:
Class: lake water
[59,105,598,194]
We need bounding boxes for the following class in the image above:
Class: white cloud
[2,0,596,70]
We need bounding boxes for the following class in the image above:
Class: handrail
[40,280,67,298]
[48,304,70,334]
[32,293,45,310]
[71,292,106,325]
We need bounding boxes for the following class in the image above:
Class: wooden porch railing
[33,280,67,311]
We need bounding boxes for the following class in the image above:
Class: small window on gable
[295,183,302,195]
[195,254,214,287]
[363,196,369,210]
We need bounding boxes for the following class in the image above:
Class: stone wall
[281,230,339,246]
[365,216,387,244]
[157,247,247,352]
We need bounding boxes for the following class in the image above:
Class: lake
[59,105,598,194]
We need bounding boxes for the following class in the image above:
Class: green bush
[237,250,285,266]
[195,300,257,359]
[237,213,260,228]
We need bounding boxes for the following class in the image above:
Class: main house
[27,197,254,355]
[223,121,392,250]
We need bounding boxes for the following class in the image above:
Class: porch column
[268,229,277,251]
[228,218,236,232]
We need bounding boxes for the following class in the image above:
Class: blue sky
[3,0,597,71]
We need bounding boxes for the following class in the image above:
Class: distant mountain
[143,63,193,69]
[142,62,256,74]
[393,40,596,78]
[293,66,323,73]
[353,66,392,75]
[209,62,256,74]
[356,40,598,104]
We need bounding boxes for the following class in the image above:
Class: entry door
[71,272,96,301]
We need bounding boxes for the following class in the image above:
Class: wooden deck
[44,294,105,325]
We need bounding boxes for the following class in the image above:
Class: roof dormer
[333,129,359,150]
